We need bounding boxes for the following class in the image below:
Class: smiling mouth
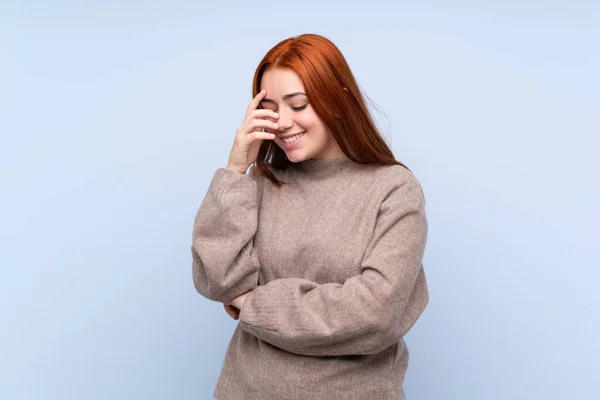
[280,132,306,143]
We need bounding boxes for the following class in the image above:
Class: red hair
[252,34,424,202]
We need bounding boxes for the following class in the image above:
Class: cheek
[295,113,320,131]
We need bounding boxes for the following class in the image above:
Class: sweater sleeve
[191,166,261,303]
[237,173,428,356]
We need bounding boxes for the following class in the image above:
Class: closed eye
[260,103,308,112]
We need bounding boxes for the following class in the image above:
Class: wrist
[226,165,247,174]
[233,290,252,310]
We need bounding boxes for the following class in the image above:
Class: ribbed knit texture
[191,155,429,400]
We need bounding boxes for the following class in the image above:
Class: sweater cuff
[238,285,275,331]
[212,168,256,199]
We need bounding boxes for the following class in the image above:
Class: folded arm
[191,166,261,303]
[238,173,428,356]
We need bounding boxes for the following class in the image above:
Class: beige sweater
[191,155,429,400]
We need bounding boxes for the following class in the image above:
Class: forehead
[260,68,305,98]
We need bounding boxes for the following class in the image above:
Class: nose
[276,109,294,132]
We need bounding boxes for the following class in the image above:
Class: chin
[285,152,306,163]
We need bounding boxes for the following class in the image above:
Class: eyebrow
[261,92,307,103]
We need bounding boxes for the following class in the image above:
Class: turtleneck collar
[293,154,359,178]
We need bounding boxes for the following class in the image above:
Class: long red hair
[252,34,422,200]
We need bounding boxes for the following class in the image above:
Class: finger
[237,111,278,137]
[249,131,277,141]
[224,305,239,319]
[249,109,279,120]
[228,309,239,319]
[245,89,267,116]
[238,119,278,137]
[247,118,279,132]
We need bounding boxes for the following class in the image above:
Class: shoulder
[371,164,425,207]
[371,164,421,192]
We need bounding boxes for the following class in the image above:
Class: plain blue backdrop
[1,1,598,399]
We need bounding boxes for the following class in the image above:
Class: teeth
[282,132,305,143]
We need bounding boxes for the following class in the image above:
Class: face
[259,68,343,162]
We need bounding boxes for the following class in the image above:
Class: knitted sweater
[191,155,429,400]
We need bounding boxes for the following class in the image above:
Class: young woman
[192,33,428,400]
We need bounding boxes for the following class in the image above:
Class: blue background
[1,1,598,399]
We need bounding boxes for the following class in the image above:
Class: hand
[226,289,253,313]
[223,303,240,320]
[227,89,279,174]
